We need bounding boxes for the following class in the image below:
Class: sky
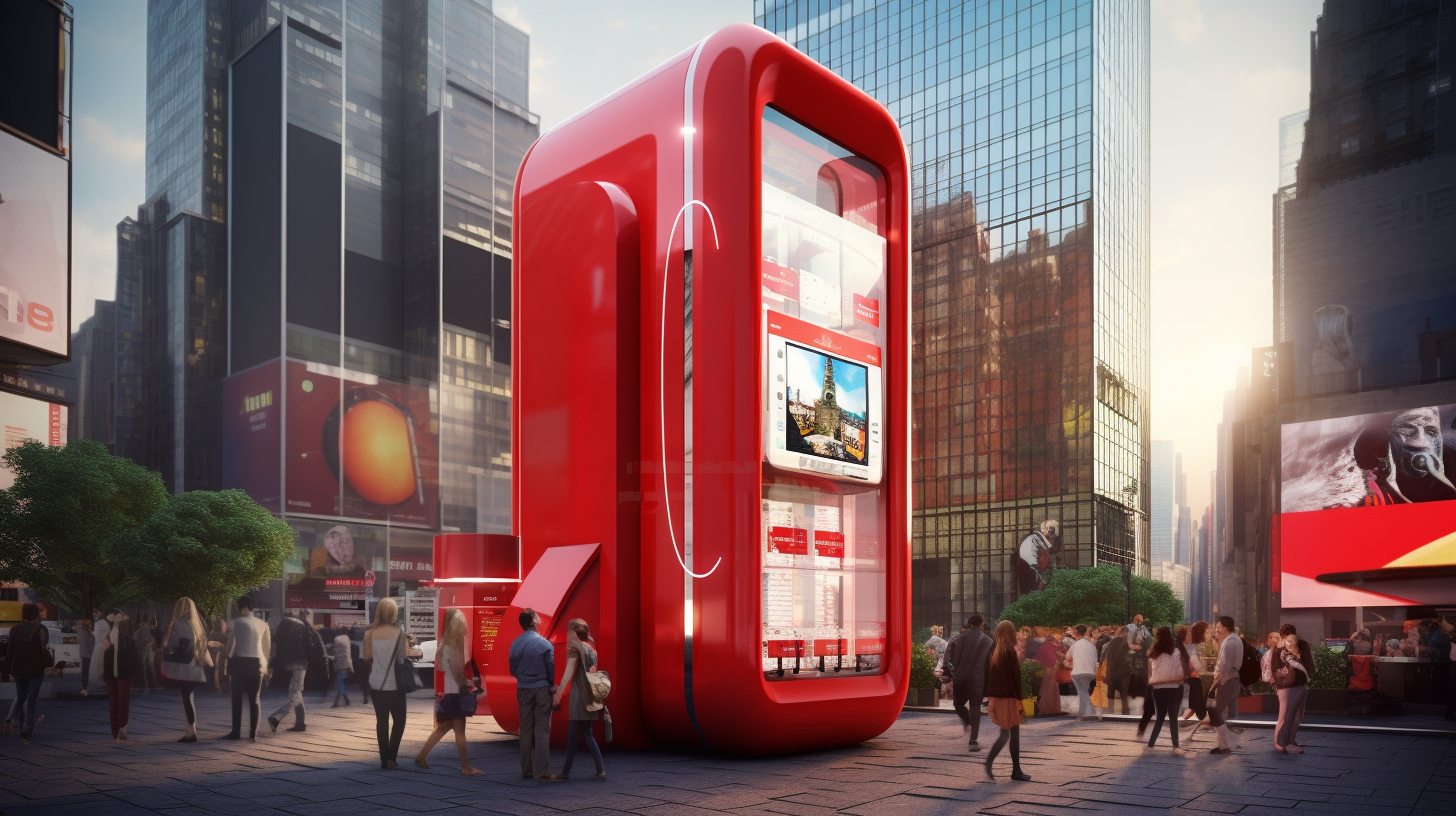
[64,0,1329,515]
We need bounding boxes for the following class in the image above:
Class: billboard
[221,362,281,511]
[284,361,438,528]
[0,128,69,359]
[0,389,66,490]
[1279,404,1456,607]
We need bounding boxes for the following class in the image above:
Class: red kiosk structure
[463,23,909,754]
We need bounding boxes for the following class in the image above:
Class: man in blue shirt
[509,608,561,781]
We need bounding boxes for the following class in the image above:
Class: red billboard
[1279,403,1456,607]
[284,361,438,528]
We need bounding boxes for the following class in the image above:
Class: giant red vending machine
[484,23,910,754]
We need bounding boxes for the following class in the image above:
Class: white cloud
[1156,0,1205,43]
[76,115,144,165]
[69,215,118,325]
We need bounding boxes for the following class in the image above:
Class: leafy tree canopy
[123,489,296,618]
[0,439,167,613]
[997,564,1185,629]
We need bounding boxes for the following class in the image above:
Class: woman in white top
[361,598,422,769]
[414,609,481,775]
[1144,626,1192,756]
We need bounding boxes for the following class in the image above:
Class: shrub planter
[1022,698,1036,718]
[907,688,939,707]
[1237,694,1273,714]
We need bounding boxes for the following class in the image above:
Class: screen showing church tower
[784,342,869,466]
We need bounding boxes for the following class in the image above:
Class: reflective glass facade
[757,0,1150,630]
[122,0,536,623]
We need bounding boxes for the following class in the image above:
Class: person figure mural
[944,614,994,751]
[1015,520,1061,595]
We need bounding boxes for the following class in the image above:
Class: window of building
[1386,120,1406,140]
[1341,136,1360,156]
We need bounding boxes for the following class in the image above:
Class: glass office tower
[757,0,1150,629]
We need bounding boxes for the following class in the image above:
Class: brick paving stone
[0,694,1451,815]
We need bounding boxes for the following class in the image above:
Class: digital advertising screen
[0,129,69,359]
[1279,403,1456,607]
[221,363,281,512]
[284,361,439,528]
[0,389,66,490]
[785,342,869,467]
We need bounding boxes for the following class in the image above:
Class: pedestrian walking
[1277,624,1314,750]
[1207,615,1243,754]
[1272,632,1311,753]
[269,610,325,733]
[1101,626,1132,714]
[101,609,140,742]
[77,619,95,697]
[208,616,229,692]
[134,617,158,693]
[415,609,483,775]
[944,614,994,751]
[1179,623,1211,741]
[553,617,606,781]
[1031,636,1062,715]
[161,597,213,743]
[983,620,1031,782]
[363,598,421,769]
[925,625,949,662]
[509,607,563,782]
[0,604,51,743]
[1144,626,1191,756]
[222,596,271,741]
[89,608,110,695]
[1068,625,1100,720]
[330,629,354,707]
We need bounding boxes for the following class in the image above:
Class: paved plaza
[0,687,1452,816]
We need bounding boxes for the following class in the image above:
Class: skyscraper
[1150,439,1174,564]
[113,0,537,621]
[757,0,1151,628]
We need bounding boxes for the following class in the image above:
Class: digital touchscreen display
[784,342,869,467]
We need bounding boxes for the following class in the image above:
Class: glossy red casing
[492,23,911,754]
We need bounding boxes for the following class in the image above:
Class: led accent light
[680,126,697,135]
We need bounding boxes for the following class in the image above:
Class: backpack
[1238,639,1261,687]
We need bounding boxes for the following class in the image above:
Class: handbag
[458,690,479,716]
[389,631,421,693]
[163,636,195,664]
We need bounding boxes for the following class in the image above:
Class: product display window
[760,107,888,680]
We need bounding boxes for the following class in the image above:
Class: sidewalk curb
[900,706,1456,738]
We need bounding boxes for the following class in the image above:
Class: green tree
[123,490,296,618]
[0,439,168,614]
[997,564,1185,629]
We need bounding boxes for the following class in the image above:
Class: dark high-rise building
[70,300,118,450]
[111,0,537,621]
[758,0,1152,628]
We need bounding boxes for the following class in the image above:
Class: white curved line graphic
[663,199,721,579]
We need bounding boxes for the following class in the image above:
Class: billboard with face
[1279,403,1456,607]
[0,129,69,359]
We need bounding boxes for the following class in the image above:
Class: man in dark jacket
[0,604,49,740]
[269,610,326,733]
[1101,626,1133,714]
[943,614,994,751]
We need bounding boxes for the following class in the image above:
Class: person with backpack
[0,604,51,743]
[415,609,483,775]
[552,618,607,781]
[268,610,326,733]
[1207,616,1248,754]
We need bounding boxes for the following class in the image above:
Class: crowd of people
[930,612,1341,770]
[0,596,612,782]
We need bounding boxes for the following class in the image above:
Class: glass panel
[760,106,888,681]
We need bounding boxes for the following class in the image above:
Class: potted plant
[1019,659,1045,718]
[907,645,940,707]
[1305,644,1351,712]
[1239,679,1276,714]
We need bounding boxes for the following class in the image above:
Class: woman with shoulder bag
[102,609,141,742]
[1273,632,1311,754]
[162,597,214,743]
[414,609,482,775]
[552,618,606,781]
[362,599,422,769]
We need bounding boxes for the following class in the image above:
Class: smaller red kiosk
[430,533,521,714]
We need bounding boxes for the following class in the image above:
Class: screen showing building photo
[784,342,868,466]
[1279,403,1456,607]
